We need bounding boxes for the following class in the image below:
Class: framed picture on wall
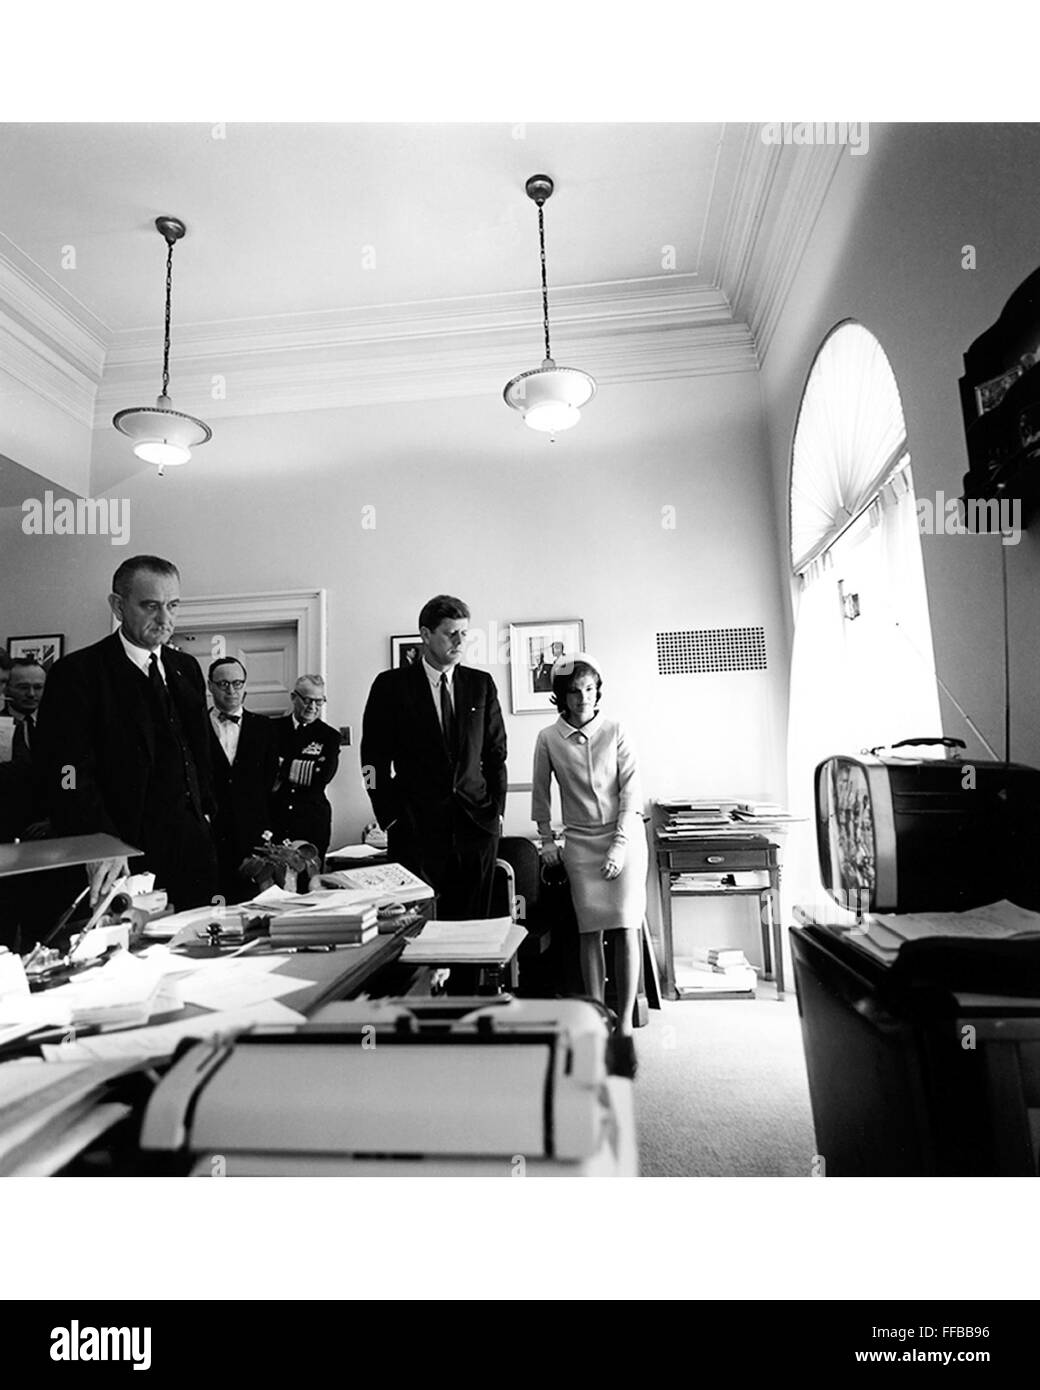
[508,619,585,714]
[7,634,65,671]
[390,634,424,670]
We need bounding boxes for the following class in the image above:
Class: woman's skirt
[562,823,648,934]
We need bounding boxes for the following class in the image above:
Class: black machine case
[816,738,1040,914]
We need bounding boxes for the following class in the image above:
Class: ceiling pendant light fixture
[504,174,596,437]
[113,216,212,476]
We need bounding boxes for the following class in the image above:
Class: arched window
[785,321,942,907]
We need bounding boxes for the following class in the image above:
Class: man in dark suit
[2,658,49,835]
[207,656,278,903]
[34,554,218,910]
[361,594,508,919]
[270,675,340,865]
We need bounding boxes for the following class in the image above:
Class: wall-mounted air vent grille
[656,626,767,675]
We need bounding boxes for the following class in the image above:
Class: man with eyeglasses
[207,656,279,902]
[271,674,340,864]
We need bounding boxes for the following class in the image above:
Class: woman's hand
[601,854,623,880]
[539,841,562,868]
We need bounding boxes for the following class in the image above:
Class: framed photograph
[390,634,424,670]
[7,634,64,671]
[509,619,585,714]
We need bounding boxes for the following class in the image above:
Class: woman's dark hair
[550,659,602,714]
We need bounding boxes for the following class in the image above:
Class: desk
[791,917,1040,1175]
[654,833,784,1000]
[400,922,528,995]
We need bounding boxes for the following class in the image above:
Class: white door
[171,624,298,716]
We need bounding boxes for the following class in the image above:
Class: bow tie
[218,712,241,724]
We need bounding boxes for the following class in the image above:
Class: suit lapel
[410,660,447,758]
[102,632,155,757]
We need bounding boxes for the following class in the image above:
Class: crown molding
[748,145,844,361]
[723,138,845,365]
[95,278,757,422]
[0,242,108,427]
[0,309,100,426]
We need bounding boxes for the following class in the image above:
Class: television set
[815,751,1040,914]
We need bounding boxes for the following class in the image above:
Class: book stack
[267,901,379,948]
[673,947,758,996]
[658,801,732,838]
[731,802,795,823]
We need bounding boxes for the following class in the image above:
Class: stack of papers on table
[842,899,1040,965]
[0,1057,142,1176]
[673,956,757,995]
[0,951,175,1032]
[401,918,519,961]
[40,1000,307,1064]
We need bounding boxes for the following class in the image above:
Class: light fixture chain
[162,238,174,397]
[537,202,551,361]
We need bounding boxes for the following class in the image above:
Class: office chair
[494,836,556,996]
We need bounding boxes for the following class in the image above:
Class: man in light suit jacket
[207,656,279,902]
[361,594,508,919]
[34,554,218,910]
[270,675,340,864]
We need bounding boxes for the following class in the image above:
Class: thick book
[267,923,379,948]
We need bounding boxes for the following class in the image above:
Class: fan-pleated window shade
[790,320,909,574]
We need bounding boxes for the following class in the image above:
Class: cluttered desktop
[0,834,635,1177]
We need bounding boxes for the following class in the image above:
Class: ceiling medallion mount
[524,174,554,206]
[112,215,212,476]
[154,215,187,244]
[504,173,596,438]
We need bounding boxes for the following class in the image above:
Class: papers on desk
[143,902,248,941]
[0,951,174,1031]
[41,999,307,1064]
[401,917,518,961]
[843,899,1040,965]
[0,1056,144,1176]
[177,963,313,1011]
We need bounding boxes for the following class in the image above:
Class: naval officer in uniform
[270,674,340,865]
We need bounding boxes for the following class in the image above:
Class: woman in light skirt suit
[531,656,647,1076]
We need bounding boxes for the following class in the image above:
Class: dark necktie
[13,714,33,763]
[439,673,455,759]
[218,712,241,723]
[148,652,171,718]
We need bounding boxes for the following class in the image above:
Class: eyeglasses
[293,695,326,707]
[211,679,245,691]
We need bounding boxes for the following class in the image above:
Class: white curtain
[785,464,942,913]
[790,321,910,573]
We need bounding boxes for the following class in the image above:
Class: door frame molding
[113,588,327,677]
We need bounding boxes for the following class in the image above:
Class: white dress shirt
[421,656,455,731]
[210,706,242,763]
[118,627,166,682]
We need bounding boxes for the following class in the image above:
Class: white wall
[1,370,787,850]
[761,122,1040,779]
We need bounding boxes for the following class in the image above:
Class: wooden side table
[655,834,784,1000]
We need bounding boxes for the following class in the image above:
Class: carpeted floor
[632,993,817,1176]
